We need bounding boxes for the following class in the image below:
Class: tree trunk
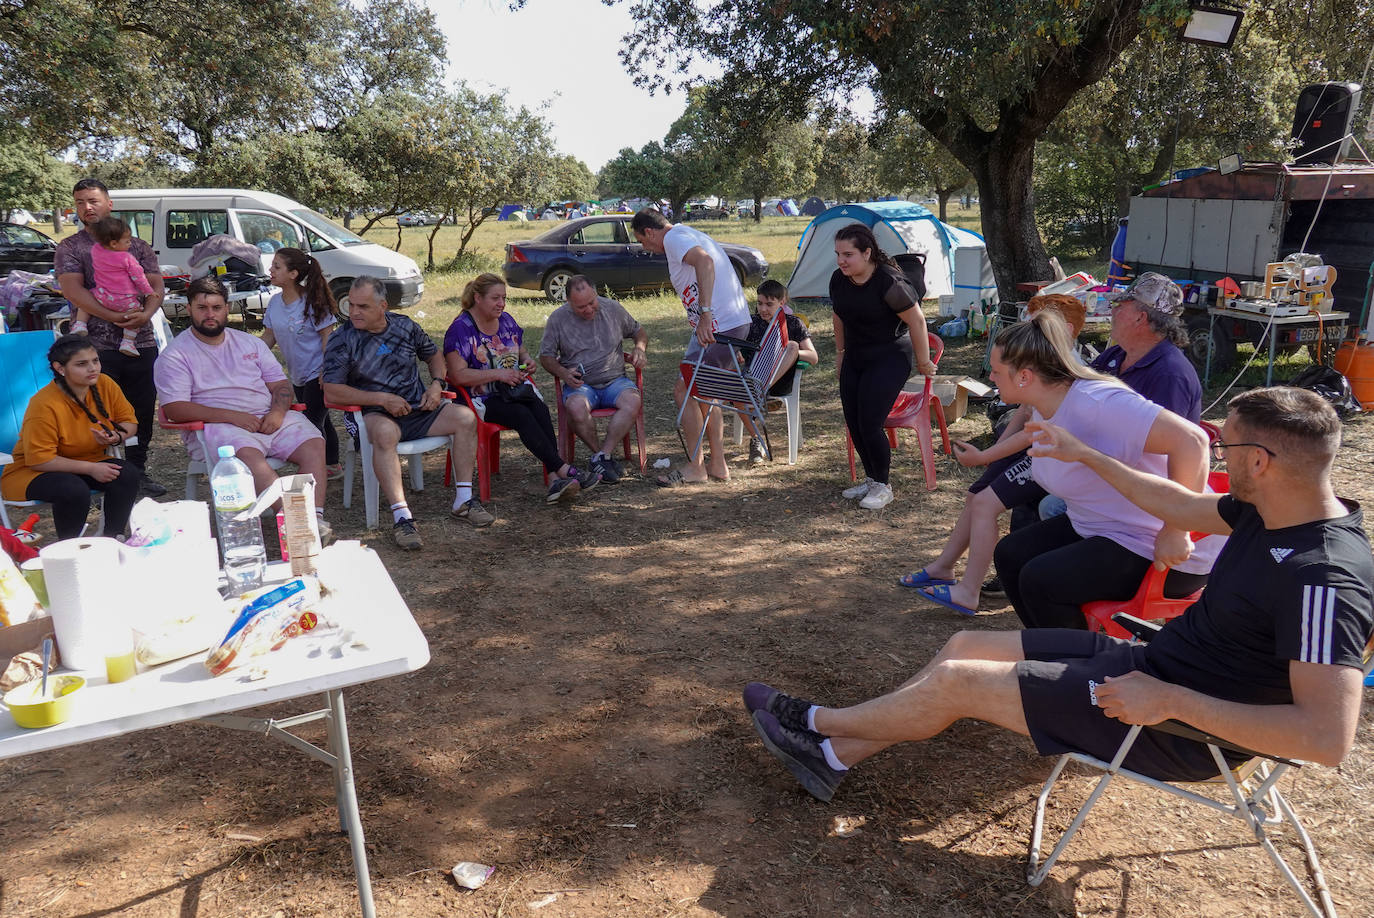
[394,222,402,252]
[970,138,1049,303]
[426,216,445,271]
[753,192,762,223]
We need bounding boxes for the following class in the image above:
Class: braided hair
[48,334,118,438]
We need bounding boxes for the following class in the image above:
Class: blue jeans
[560,375,637,409]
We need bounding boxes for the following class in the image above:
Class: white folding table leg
[326,689,377,918]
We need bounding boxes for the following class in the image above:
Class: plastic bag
[1290,365,1362,418]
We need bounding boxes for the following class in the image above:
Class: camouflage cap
[1106,271,1184,317]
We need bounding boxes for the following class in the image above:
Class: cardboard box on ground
[930,376,992,422]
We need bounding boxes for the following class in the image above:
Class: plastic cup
[20,558,48,608]
[105,627,137,683]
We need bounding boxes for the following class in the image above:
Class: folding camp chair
[732,360,808,465]
[0,330,60,529]
[1027,612,1370,918]
[676,308,788,464]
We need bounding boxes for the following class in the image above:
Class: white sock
[592,451,607,462]
[806,705,821,732]
[820,739,849,772]
[315,508,325,519]
[453,482,473,507]
[391,501,411,524]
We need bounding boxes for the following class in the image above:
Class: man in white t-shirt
[631,208,751,485]
[155,277,332,539]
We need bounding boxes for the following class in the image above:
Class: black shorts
[360,405,444,443]
[968,449,1048,509]
[1017,629,1232,781]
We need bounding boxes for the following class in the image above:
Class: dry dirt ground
[1,325,1372,918]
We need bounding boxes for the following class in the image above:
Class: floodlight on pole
[1180,3,1243,48]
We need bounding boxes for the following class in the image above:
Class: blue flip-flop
[898,568,956,589]
[914,584,978,616]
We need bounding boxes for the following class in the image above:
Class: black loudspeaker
[1291,82,1362,164]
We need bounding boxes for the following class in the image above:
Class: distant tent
[497,205,524,221]
[800,196,826,216]
[778,198,799,216]
[787,201,998,316]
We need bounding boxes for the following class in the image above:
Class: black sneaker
[742,681,814,733]
[983,575,1005,596]
[590,454,620,484]
[546,476,581,503]
[569,465,601,494]
[139,476,168,498]
[748,436,767,465]
[392,517,423,550]
[751,710,845,802]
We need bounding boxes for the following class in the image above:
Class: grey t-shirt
[538,297,642,387]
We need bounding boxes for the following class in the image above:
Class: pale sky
[429,0,696,171]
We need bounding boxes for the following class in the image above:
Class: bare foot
[707,459,730,482]
[946,582,982,610]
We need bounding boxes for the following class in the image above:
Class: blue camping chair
[0,330,60,529]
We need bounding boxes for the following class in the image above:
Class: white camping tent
[787,201,997,316]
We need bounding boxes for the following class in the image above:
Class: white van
[107,188,424,315]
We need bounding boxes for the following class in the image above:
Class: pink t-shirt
[1031,377,1222,575]
[154,327,287,416]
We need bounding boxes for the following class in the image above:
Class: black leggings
[839,344,913,484]
[481,394,564,474]
[294,378,340,465]
[993,513,1210,630]
[25,458,141,540]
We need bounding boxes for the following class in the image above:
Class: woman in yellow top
[1,335,140,540]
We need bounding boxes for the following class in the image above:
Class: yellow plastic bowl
[3,675,85,728]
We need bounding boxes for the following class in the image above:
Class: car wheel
[730,259,746,286]
[543,268,574,302]
[331,279,354,319]
[1185,313,1235,376]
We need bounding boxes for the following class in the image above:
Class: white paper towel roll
[40,537,128,672]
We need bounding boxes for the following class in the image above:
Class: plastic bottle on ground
[210,445,266,594]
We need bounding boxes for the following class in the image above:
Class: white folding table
[0,547,429,918]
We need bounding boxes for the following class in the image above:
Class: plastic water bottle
[210,445,265,593]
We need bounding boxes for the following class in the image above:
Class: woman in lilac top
[443,273,599,503]
[988,310,1222,630]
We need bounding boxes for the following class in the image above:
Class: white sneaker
[842,478,873,500]
[859,482,894,510]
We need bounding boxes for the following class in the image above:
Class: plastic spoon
[40,637,52,698]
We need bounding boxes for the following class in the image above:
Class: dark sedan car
[0,221,57,277]
[503,215,768,301]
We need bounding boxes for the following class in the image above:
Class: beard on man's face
[192,318,225,338]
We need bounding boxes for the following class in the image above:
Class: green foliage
[872,114,972,218]
[0,131,73,215]
[1,0,444,164]
[813,121,879,202]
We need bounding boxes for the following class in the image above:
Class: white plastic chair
[158,405,291,501]
[328,400,452,530]
[732,363,805,465]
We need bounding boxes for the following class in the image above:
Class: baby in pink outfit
[71,216,154,357]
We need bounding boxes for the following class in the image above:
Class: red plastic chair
[845,332,951,491]
[158,403,306,500]
[451,386,548,502]
[1082,470,1230,638]
[553,353,647,475]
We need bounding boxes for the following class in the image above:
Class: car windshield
[290,208,367,247]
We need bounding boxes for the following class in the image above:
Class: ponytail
[275,247,336,324]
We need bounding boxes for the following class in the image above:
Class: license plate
[1296,326,1343,342]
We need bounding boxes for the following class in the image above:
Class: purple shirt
[55,227,160,351]
[1091,340,1201,424]
[443,311,524,396]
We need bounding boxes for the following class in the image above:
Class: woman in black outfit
[831,224,936,510]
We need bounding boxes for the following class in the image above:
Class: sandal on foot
[914,585,978,616]
[655,468,705,488]
[898,568,956,589]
